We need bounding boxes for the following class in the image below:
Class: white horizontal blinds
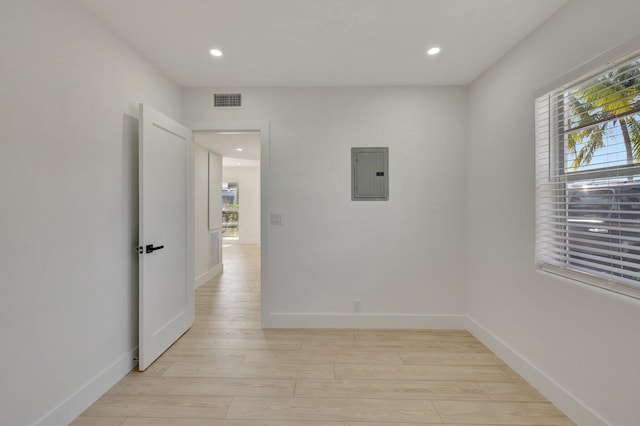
[535,93,558,266]
[535,55,640,294]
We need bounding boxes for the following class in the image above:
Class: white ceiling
[78,0,567,87]
[194,131,261,167]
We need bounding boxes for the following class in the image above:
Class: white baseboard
[195,263,223,289]
[263,313,466,329]
[465,316,608,426]
[34,346,138,426]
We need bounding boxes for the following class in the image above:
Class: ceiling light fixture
[427,47,441,56]
[236,148,243,151]
[209,48,223,57]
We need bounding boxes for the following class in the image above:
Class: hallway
[73,244,572,425]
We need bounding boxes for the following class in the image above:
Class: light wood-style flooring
[73,244,573,425]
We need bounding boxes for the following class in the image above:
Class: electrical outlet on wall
[353,298,362,313]
[270,213,282,225]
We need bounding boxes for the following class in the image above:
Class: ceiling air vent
[213,93,242,108]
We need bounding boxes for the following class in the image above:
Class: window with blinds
[535,54,640,299]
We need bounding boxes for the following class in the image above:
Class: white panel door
[138,104,193,371]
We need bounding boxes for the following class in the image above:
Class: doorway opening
[194,131,261,246]
[191,121,269,327]
[192,130,264,320]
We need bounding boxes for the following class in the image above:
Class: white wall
[223,166,261,244]
[466,1,640,424]
[209,152,223,233]
[194,146,223,286]
[184,86,468,327]
[0,1,182,425]
[194,145,210,279]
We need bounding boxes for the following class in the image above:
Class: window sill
[537,263,640,301]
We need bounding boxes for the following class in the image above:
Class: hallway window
[222,182,239,239]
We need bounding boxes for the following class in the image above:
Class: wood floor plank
[294,379,488,400]
[122,419,343,426]
[345,423,519,426]
[354,330,477,342]
[191,320,261,329]
[479,382,547,402]
[225,397,441,422]
[193,311,261,321]
[400,352,506,366]
[261,329,355,340]
[194,291,256,298]
[354,329,472,337]
[108,376,295,397]
[171,337,301,351]
[159,349,249,362]
[135,362,174,376]
[195,299,259,305]
[162,361,335,379]
[302,340,491,353]
[502,366,527,382]
[246,350,402,365]
[70,418,126,425]
[433,400,575,425]
[195,307,261,315]
[197,288,259,294]
[80,395,232,419]
[335,364,512,382]
[185,328,354,341]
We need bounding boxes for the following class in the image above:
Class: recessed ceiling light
[236,148,243,151]
[209,48,223,57]
[427,47,441,56]
[236,163,241,166]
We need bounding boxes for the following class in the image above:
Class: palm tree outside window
[564,60,640,171]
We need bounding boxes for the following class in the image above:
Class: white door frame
[190,121,270,327]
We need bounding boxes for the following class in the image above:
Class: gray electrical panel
[351,147,389,201]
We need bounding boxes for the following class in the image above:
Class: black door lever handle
[145,244,165,254]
